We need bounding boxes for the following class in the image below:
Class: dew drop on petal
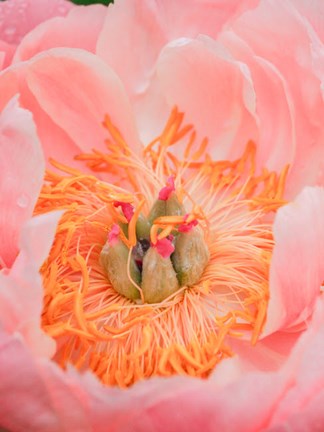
[168,37,192,48]
[3,26,17,43]
[4,2,14,10]
[4,27,16,37]
[57,0,68,15]
[134,80,150,95]
[17,193,29,208]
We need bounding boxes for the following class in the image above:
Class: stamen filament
[37,106,289,388]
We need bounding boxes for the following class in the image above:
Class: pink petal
[0,211,62,357]
[265,186,324,335]
[13,4,107,63]
[97,0,259,98]
[0,0,74,46]
[95,297,324,431]
[293,0,324,43]
[267,297,324,429]
[269,392,324,432]
[232,0,324,196]
[1,299,324,431]
[0,66,85,169]
[0,333,89,432]
[0,65,95,170]
[20,80,90,170]
[219,29,295,174]
[25,48,140,157]
[228,330,301,372]
[0,96,44,268]
[139,36,257,156]
[0,40,15,70]
[0,334,60,432]
[0,48,140,169]
[84,360,285,432]
[16,211,63,271]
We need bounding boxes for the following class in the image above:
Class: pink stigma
[108,224,120,246]
[153,237,175,258]
[158,176,175,201]
[178,219,198,233]
[114,201,134,222]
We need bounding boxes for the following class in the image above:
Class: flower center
[36,108,289,387]
[100,176,209,304]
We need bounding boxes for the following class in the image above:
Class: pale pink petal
[0,0,74,46]
[0,40,15,70]
[135,36,258,155]
[20,82,91,170]
[267,297,324,430]
[25,48,141,157]
[1,299,324,431]
[268,392,324,432]
[0,334,60,432]
[219,30,295,173]
[0,292,54,360]
[0,333,89,432]
[13,5,107,63]
[97,0,259,98]
[0,96,44,268]
[265,186,324,335]
[0,211,62,357]
[0,48,140,168]
[0,331,282,432]
[292,0,324,43]
[84,361,285,432]
[228,330,300,372]
[232,0,324,195]
[93,297,324,431]
[0,66,94,170]
[15,211,63,273]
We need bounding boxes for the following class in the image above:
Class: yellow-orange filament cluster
[150,209,205,244]
[36,107,289,387]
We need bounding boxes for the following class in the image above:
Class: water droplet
[135,80,150,95]
[58,5,67,14]
[17,194,29,208]
[168,37,192,48]
[17,0,27,8]
[4,26,16,37]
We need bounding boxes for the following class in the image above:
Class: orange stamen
[128,199,145,247]
[36,107,289,388]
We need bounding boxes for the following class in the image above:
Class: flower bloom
[0,0,324,430]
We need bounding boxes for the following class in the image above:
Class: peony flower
[0,0,324,430]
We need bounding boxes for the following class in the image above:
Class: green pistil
[101,191,209,303]
[100,239,141,300]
